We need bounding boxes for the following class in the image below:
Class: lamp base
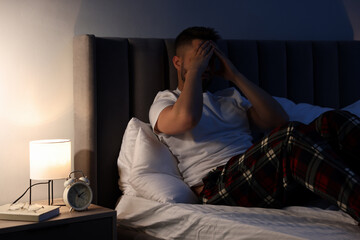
[29,179,54,205]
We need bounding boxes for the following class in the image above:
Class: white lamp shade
[30,139,71,180]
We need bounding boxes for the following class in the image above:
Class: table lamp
[29,139,71,205]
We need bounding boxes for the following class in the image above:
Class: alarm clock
[63,170,93,211]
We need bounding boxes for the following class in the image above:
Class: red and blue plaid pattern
[200,110,360,223]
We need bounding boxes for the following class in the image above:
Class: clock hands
[72,186,86,198]
[74,188,79,195]
[78,191,86,198]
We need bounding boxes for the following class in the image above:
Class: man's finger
[205,46,215,57]
[209,41,220,51]
[197,41,210,53]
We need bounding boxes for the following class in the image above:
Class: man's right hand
[185,41,215,81]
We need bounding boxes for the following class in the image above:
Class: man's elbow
[157,113,201,135]
[275,112,289,127]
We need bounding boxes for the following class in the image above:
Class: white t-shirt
[149,87,253,187]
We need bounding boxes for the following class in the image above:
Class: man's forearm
[174,69,204,125]
[232,72,289,128]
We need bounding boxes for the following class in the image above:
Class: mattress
[116,195,360,240]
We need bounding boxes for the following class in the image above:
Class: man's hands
[186,41,215,80]
[211,42,240,83]
[186,40,239,84]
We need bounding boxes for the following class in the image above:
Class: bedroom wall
[0,0,359,206]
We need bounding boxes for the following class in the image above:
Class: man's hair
[175,26,220,55]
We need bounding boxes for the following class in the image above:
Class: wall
[0,0,359,206]
[75,0,355,40]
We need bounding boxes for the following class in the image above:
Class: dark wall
[75,0,360,40]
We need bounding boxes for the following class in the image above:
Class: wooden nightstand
[0,204,116,240]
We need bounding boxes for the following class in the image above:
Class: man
[149,26,360,223]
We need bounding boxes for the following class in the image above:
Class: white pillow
[118,117,198,203]
[274,97,360,123]
[274,97,333,124]
[342,99,360,117]
[290,103,333,124]
[117,118,144,196]
[129,126,199,203]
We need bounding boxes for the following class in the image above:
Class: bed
[73,35,360,239]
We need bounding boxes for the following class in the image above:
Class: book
[0,203,60,222]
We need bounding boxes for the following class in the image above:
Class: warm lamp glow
[29,139,71,180]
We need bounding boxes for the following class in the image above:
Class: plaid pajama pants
[200,110,360,222]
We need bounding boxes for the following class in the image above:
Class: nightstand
[0,204,116,240]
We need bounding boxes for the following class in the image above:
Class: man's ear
[172,55,181,71]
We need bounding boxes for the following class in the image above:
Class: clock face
[66,182,93,211]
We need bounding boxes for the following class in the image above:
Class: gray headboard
[73,35,360,209]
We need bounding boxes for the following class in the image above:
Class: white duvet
[116,195,360,240]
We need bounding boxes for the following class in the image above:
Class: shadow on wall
[74,0,354,40]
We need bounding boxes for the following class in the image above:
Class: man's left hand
[210,41,240,82]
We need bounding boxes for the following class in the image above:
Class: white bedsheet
[116,195,360,240]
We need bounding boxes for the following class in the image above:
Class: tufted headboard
[73,35,360,209]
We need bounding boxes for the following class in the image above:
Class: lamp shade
[30,139,71,180]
